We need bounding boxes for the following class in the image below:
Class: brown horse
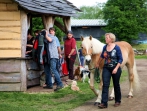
[81,36,140,104]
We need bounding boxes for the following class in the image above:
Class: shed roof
[14,0,81,16]
[71,19,107,26]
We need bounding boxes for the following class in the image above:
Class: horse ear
[81,36,84,41]
[89,35,92,40]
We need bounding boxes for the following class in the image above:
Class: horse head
[81,36,105,65]
[81,36,94,65]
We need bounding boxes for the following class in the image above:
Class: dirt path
[71,59,147,111]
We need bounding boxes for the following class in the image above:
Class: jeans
[44,63,53,87]
[101,67,122,106]
[80,56,85,66]
[50,58,63,87]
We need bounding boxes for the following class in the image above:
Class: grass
[0,70,127,111]
[135,55,147,59]
[132,44,147,50]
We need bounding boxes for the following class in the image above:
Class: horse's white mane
[82,36,105,54]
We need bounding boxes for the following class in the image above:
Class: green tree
[75,5,103,19]
[102,0,147,43]
[32,17,44,33]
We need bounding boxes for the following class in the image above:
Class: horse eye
[81,47,83,49]
[91,46,93,48]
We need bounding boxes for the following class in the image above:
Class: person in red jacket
[64,31,77,81]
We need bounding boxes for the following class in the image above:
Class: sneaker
[43,86,53,89]
[54,86,64,92]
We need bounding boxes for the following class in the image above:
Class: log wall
[0,0,21,57]
[0,58,43,91]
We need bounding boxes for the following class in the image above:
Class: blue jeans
[80,56,85,66]
[101,67,122,106]
[50,58,63,87]
[44,63,53,87]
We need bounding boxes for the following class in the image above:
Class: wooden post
[20,10,27,58]
[27,14,31,30]
[20,60,27,91]
[42,15,55,30]
[20,11,27,91]
[63,17,71,32]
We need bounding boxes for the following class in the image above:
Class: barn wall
[0,0,21,57]
[71,26,106,40]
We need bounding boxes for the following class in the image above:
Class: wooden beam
[54,20,65,33]
[20,10,27,58]
[0,3,18,11]
[27,78,40,87]
[0,40,21,49]
[0,11,20,20]
[0,83,21,91]
[0,73,21,83]
[0,32,20,40]
[0,59,21,73]
[42,15,55,30]
[0,27,21,33]
[46,16,55,30]
[0,50,21,57]
[63,17,71,32]
[0,0,13,3]
[0,21,20,27]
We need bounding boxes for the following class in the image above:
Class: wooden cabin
[0,0,80,91]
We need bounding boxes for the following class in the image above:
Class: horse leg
[127,64,134,98]
[94,69,103,105]
[109,87,115,100]
[89,72,98,96]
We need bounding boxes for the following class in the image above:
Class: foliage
[32,17,65,42]
[76,5,103,19]
[32,17,44,34]
[99,35,105,43]
[0,70,127,111]
[102,0,147,43]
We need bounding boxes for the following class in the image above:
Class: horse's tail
[133,59,140,91]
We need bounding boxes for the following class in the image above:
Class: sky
[68,0,108,8]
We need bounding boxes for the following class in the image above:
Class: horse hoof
[109,97,114,101]
[127,95,133,98]
[94,102,100,106]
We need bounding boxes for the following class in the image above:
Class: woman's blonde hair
[105,33,116,43]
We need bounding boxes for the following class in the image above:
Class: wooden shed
[0,0,80,91]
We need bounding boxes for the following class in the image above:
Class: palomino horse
[81,36,140,104]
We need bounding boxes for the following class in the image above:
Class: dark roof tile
[14,0,81,16]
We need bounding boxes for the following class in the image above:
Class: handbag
[62,61,68,76]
